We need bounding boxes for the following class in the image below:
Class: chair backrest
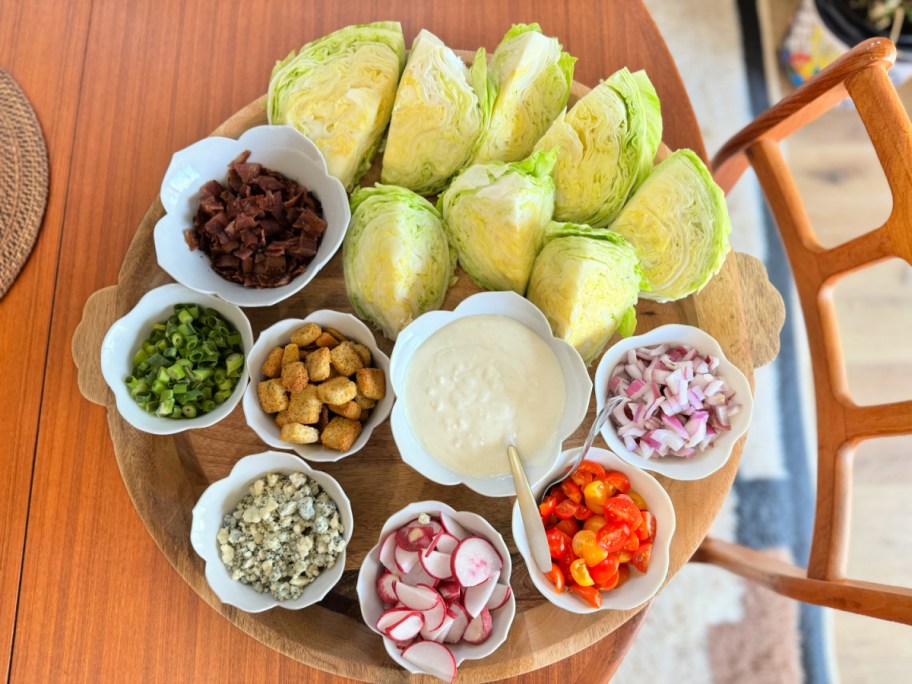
[696,38,912,623]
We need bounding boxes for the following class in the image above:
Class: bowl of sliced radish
[356,501,515,683]
[594,324,753,481]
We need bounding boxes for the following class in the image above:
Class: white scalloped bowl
[389,291,593,498]
[100,283,253,435]
[154,125,350,308]
[190,450,353,612]
[512,447,676,613]
[242,311,394,463]
[594,324,754,481]
[356,501,516,673]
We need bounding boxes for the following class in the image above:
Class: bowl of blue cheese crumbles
[191,450,353,611]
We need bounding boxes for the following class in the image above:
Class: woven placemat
[0,68,49,300]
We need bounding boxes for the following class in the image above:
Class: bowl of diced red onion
[594,324,753,481]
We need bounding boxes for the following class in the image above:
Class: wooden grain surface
[3,0,766,681]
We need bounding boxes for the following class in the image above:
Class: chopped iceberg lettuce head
[344,184,456,340]
[267,22,406,191]
[608,149,731,302]
[527,222,647,365]
[438,148,557,294]
[472,23,575,164]
[535,68,663,227]
[381,30,494,195]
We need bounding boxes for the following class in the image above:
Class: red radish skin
[376,571,399,604]
[440,512,469,540]
[462,607,493,645]
[376,608,422,634]
[450,537,503,587]
[443,603,469,644]
[394,583,441,612]
[394,638,415,651]
[437,580,460,605]
[396,524,437,552]
[485,584,512,611]
[379,532,398,573]
[385,613,424,641]
[420,551,453,580]
[424,529,445,557]
[395,546,420,574]
[463,574,498,618]
[401,641,457,683]
[420,596,446,631]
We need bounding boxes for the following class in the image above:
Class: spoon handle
[508,445,553,573]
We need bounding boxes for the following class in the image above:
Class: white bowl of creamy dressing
[389,291,592,497]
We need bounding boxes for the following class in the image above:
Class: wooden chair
[694,37,912,623]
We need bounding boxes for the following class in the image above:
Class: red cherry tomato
[632,543,652,573]
[557,550,576,583]
[624,532,640,553]
[604,471,631,494]
[554,499,580,519]
[574,504,594,521]
[547,486,567,503]
[545,563,566,593]
[598,570,621,591]
[578,461,607,480]
[636,511,657,541]
[561,480,583,504]
[603,496,644,530]
[539,494,558,517]
[546,528,572,559]
[588,554,620,587]
[596,521,630,553]
[616,563,631,588]
[569,584,602,609]
[555,517,579,538]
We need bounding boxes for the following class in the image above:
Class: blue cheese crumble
[217,471,346,601]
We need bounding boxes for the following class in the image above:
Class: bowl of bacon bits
[154,125,350,307]
[594,324,753,481]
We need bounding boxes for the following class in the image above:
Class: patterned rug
[614,2,835,683]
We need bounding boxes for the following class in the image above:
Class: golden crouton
[282,343,300,367]
[317,376,357,405]
[356,367,386,400]
[257,379,289,413]
[280,423,320,445]
[353,388,376,410]
[328,401,361,421]
[324,327,347,343]
[274,410,291,428]
[330,341,365,377]
[351,342,372,367]
[280,361,309,393]
[305,347,331,382]
[290,322,322,347]
[315,332,340,349]
[321,417,362,451]
[359,409,371,423]
[261,347,284,379]
[286,385,322,424]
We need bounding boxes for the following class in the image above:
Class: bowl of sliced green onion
[101,283,253,434]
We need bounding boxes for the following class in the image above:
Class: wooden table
[1,1,714,681]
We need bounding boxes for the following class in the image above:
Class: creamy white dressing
[403,315,566,478]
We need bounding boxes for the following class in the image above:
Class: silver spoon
[538,395,625,504]
[507,443,553,573]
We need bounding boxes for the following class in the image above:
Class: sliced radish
[400,559,438,588]
[435,533,459,554]
[462,607,493,645]
[451,536,503,587]
[463,574,498,618]
[422,612,455,642]
[397,524,437,552]
[420,551,453,580]
[395,583,441,611]
[394,637,415,651]
[379,532,398,573]
[376,608,421,633]
[401,641,457,684]
[423,529,445,557]
[376,571,399,604]
[443,603,469,644]
[421,596,446,631]
[395,546,419,574]
[440,512,468,540]
[385,612,424,641]
[486,584,512,611]
[437,580,461,605]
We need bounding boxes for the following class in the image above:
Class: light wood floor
[760,1,912,681]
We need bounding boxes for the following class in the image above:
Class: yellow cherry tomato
[583,480,609,514]
[583,514,608,533]
[618,550,633,563]
[571,530,597,557]
[581,541,609,567]
[570,558,594,586]
[627,490,648,510]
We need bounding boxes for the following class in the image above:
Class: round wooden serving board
[72,64,785,682]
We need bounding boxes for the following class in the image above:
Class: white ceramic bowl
[154,125,350,307]
[100,283,253,435]
[512,447,676,613]
[242,311,394,462]
[594,324,754,481]
[356,501,516,674]
[389,291,592,497]
[190,450,353,612]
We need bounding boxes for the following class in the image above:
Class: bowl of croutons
[242,311,393,462]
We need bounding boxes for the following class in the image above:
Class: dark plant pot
[816,0,912,59]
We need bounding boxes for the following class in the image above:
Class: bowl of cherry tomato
[511,447,676,613]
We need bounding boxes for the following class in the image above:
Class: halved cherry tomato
[574,504,594,521]
[603,496,644,530]
[547,486,567,504]
[539,494,559,517]
[547,514,558,527]
[546,528,572,559]
[582,514,608,533]
[596,521,630,553]
[583,479,609,514]
[570,469,594,488]
[588,554,620,586]
[616,563,630,588]
[627,490,647,510]
[561,480,583,504]
[604,471,631,494]
[569,584,602,609]
[618,550,633,563]
[554,499,580,519]
[635,511,656,541]
[571,530,597,557]
[632,543,652,573]
[581,541,609,567]
[623,532,640,553]
[578,460,607,480]
[569,558,594,586]
[557,550,575,581]
[555,517,579,538]
[545,563,566,593]
[598,570,621,591]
